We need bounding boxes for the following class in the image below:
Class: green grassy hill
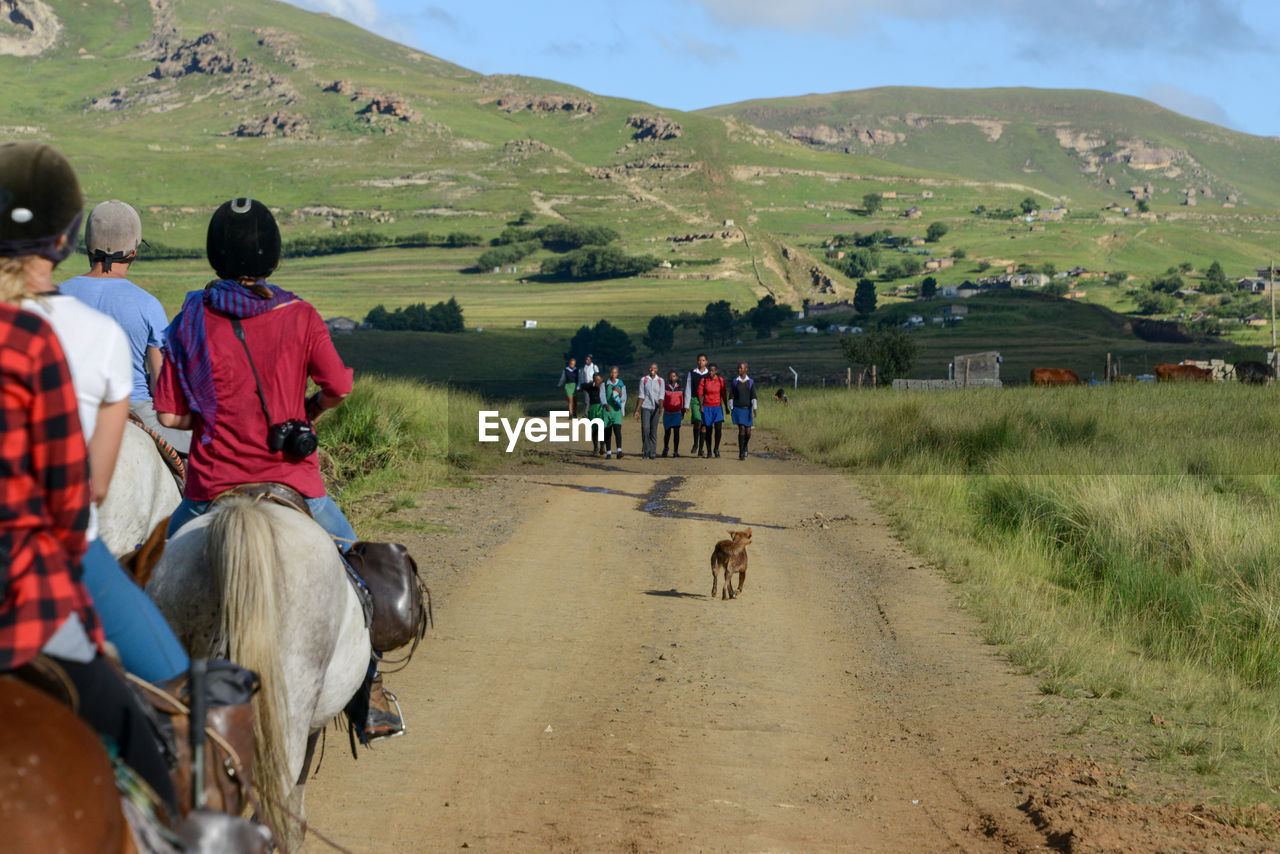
[4,0,1279,377]
[703,86,1280,208]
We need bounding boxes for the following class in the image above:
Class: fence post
[963,359,970,387]
[846,367,851,388]
[871,365,877,387]
[1106,352,1112,383]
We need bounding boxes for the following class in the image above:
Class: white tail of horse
[205,497,295,848]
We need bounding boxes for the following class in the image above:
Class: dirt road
[301,436,1259,852]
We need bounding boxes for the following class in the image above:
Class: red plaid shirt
[0,303,100,670]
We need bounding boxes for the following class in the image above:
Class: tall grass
[771,384,1280,798]
[317,375,524,523]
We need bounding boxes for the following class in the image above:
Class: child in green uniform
[586,373,606,455]
[602,365,626,458]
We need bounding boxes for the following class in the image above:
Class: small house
[325,316,360,335]
[939,285,959,298]
[794,324,820,334]
[522,320,538,329]
[903,206,922,219]
[942,304,968,316]
[1244,313,1267,327]
[920,190,934,199]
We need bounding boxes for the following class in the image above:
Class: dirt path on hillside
[301,434,1274,853]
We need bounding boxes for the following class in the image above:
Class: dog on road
[710,528,752,600]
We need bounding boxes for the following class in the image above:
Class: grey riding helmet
[0,142,84,265]
[85,200,142,271]
[207,198,280,282]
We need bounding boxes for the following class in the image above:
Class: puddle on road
[532,476,786,530]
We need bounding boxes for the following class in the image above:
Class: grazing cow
[1030,367,1081,386]
[1232,360,1275,385]
[1154,363,1213,382]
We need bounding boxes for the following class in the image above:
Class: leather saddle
[211,482,312,517]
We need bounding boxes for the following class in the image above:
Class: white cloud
[654,32,737,64]
[289,0,383,28]
[1144,83,1234,127]
[686,0,1254,53]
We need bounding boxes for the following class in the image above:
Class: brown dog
[710,528,752,600]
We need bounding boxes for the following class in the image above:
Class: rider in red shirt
[156,198,402,742]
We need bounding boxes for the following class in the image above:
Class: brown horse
[0,675,133,853]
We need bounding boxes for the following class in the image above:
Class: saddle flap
[346,542,428,653]
[141,662,260,818]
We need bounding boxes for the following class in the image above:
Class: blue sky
[286,0,1280,137]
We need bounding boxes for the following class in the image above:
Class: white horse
[98,422,181,557]
[146,497,371,850]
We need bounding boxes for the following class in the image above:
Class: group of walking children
[560,353,758,460]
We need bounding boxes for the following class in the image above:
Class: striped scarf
[164,279,298,444]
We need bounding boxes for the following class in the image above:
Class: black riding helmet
[0,142,84,265]
[207,198,280,281]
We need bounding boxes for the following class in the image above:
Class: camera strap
[229,317,276,428]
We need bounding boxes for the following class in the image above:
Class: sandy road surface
[304,434,1071,852]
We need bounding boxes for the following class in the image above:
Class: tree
[840,327,917,385]
[1105,270,1128,287]
[1204,260,1229,294]
[925,222,949,243]
[1178,261,1193,273]
[1137,200,1150,213]
[952,247,967,259]
[920,276,938,299]
[1150,273,1184,294]
[565,319,635,365]
[539,246,658,280]
[1041,262,1056,277]
[854,278,878,316]
[1044,280,1070,297]
[862,192,883,215]
[642,314,675,353]
[900,256,923,277]
[1135,292,1176,315]
[700,300,740,346]
[976,260,991,273]
[746,295,792,339]
[1019,197,1037,215]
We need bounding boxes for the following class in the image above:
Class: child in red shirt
[697,364,728,458]
[661,370,684,457]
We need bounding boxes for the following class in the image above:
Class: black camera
[267,419,318,458]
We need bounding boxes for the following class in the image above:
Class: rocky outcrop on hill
[1055,128,1188,171]
[591,157,699,180]
[787,123,905,147]
[627,114,682,141]
[228,110,310,138]
[495,95,596,114]
[151,32,252,78]
[358,94,421,124]
[809,266,836,294]
[323,81,421,123]
[0,0,59,56]
[255,28,312,69]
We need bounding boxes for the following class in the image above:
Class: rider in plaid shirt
[0,142,177,814]
[0,303,101,670]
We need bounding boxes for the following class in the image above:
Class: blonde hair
[0,256,30,305]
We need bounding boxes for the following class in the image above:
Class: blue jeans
[81,538,190,683]
[168,493,358,552]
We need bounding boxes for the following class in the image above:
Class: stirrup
[364,686,405,743]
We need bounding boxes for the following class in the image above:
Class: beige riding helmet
[85,199,142,270]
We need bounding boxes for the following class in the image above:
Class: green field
[768,384,1280,804]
